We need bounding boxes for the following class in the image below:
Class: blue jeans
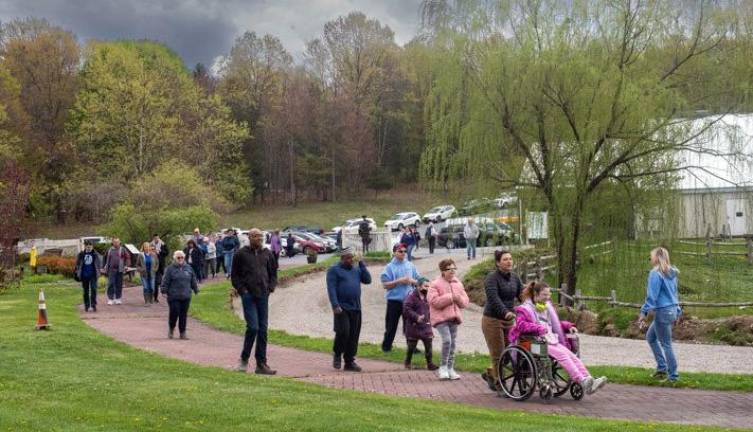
[646,306,679,381]
[224,252,234,277]
[141,273,155,295]
[467,240,476,259]
[407,244,414,261]
[240,292,269,364]
[107,272,123,300]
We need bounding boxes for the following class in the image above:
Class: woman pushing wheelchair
[506,281,607,398]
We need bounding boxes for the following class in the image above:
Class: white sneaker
[438,366,450,380]
[448,368,461,380]
[588,376,608,394]
[107,299,114,305]
[115,299,122,305]
[581,377,593,394]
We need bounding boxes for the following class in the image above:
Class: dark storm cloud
[0,0,424,68]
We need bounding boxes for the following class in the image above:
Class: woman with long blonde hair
[638,247,681,383]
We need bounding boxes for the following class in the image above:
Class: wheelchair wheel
[497,346,536,401]
[551,361,572,397]
[570,382,584,401]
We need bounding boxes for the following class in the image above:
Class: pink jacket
[508,300,575,351]
[428,276,470,327]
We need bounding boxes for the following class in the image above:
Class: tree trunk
[288,139,296,207]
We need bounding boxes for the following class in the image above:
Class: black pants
[333,309,362,364]
[154,270,163,301]
[216,255,225,274]
[81,278,97,309]
[381,300,403,351]
[168,298,191,333]
[405,338,434,365]
[428,237,436,254]
[361,237,370,253]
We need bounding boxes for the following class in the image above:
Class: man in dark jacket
[232,228,278,375]
[160,250,199,339]
[75,241,102,312]
[357,215,371,253]
[425,222,437,254]
[151,234,169,303]
[326,247,371,372]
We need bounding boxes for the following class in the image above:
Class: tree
[0,18,79,219]
[421,0,747,298]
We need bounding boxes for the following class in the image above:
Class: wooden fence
[675,236,753,265]
[516,240,615,282]
[552,284,753,309]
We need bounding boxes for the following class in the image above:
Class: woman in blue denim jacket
[638,247,681,383]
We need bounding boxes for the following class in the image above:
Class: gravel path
[257,248,753,374]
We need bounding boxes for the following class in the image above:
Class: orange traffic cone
[36,289,50,330]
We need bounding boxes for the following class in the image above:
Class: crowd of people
[74,227,682,394]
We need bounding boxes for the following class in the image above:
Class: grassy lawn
[2,282,740,431]
[190,274,753,393]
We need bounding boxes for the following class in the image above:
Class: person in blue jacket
[380,243,421,352]
[638,247,681,383]
[326,247,371,372]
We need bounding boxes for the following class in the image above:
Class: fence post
[520,260,528,283]
[747,237,753,266]
[559,283,567,306]
[610,290,617,308]
[535,257,543,280]
[705,232,712,260]
[575,288,582,310]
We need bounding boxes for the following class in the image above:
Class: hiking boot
[651,370,668,380]
[481,371,497,391]
[255,363,277,375]
[404,361,412,369]
[168,328,174,339]
[426,362,439,371]
[179,332,188,340]
[91,305,97,312]
[236,359,248,372]
[588,376,608,394]
[344,362,362,372]
[333,355,342,370]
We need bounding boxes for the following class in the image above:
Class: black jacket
[160,263,199,300]
[183,247,204,268]
[231,246,278,296]
[483,270,523,319]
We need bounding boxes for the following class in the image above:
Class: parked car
[335,218,377,235]
[282,225,324,235]
[436,219,516,248]
[289,233,326,254]
[422,205,457,223]
[458,198,494,216]
[384,212,421,232]
[294,231,336,253]
[494,193,518,209]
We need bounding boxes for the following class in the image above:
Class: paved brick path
[81,286,753,430]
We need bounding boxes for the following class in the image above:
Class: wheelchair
[497,334,584,402]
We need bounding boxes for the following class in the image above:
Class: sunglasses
[176,257,185,260]
[396,250,406,253]
[444,267,457,272]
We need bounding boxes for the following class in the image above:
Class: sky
[0,0,425,69]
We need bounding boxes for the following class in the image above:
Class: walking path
[260,249,753,374]
[81,284,753,429]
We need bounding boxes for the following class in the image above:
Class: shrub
[36,256,76,278]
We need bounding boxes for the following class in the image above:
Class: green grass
[2,283,740,430]
[191,277,753,393]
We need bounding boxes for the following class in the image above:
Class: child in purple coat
[402,277,439,370]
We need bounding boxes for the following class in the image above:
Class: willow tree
[421,0,747,297]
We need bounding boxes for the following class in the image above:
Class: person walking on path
[232,228,278,375]
[463,218,480,260]
[103,238,130,305]
[205,235,217,279]
[160,250,199,340]
[75,241,102,312]
[429,259,469,380]
[269,230,282,263]
[380,243,421,352]
[136,242,159,305]
[285,232,295,258]
[425,222,437,254]
[400,227,417,261]
[184,239,203,284]
[197,237,208,281]
[151,234,169,303]
[481,250,522,392]
[510,281,607,395]
[358,215,372,254]
[639,247,681,384]
[402,277,438,371]
[326,247,372,372]
[222,229,240,277]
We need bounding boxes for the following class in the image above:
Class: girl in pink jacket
[428,258,469,380]
[509,281,607,395]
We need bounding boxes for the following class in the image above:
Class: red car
[290,233,326,254]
